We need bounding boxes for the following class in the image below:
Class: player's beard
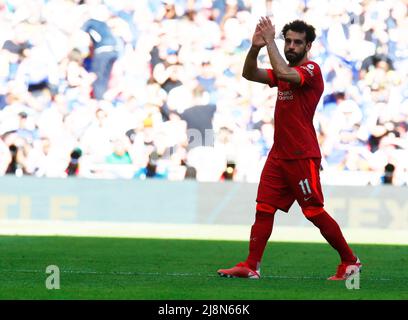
[285,48,307,65]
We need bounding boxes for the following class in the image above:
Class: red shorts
[256,157,324,212]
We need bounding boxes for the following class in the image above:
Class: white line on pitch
[0,269,397,282]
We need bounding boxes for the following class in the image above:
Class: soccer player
[217,17,361,280]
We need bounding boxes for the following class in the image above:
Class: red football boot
[217,262,260,279]
[328,257,362,280]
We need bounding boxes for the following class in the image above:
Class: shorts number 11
[299,179,312,195]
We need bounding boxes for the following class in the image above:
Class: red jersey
[266,60,324,159]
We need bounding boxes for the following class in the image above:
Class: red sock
[246,211,275,270]
[307,210,356,263]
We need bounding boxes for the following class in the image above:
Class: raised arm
[258,17,301,84]
[242,25,272,85]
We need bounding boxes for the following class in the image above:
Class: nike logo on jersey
[304,196,312,201]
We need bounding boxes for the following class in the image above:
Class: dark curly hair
[281,20,316,43]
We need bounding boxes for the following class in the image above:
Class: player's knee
[302,206,325,219]
[256,202,277,215]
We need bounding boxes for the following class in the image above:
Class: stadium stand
[0,0,407,185]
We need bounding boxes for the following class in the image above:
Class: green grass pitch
[0,235,407,299]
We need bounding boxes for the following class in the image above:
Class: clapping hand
[257,16,276,45]
[252,24,266,48]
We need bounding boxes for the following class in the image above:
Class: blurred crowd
[0,0,407,185]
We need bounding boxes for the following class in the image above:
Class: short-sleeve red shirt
[266,60,324,159]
